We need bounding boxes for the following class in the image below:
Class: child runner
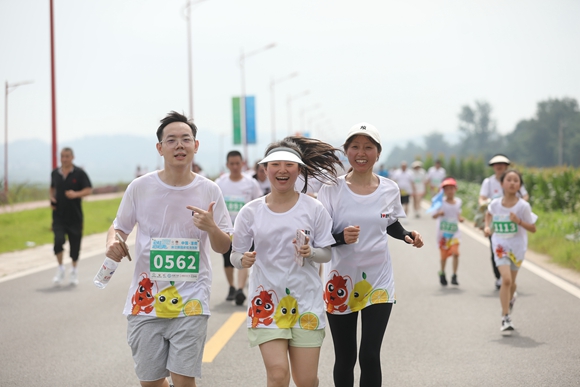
[484,169,537,332]
[432,177,464,286]
[231,137,342,387]
[318,122,424,387]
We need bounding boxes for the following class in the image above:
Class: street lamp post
[182,0,210,119]
[240,42,276,162]
[286,90,309,136]
[4,80,33,198]
[270,72,298,143]
[49,0,57,170]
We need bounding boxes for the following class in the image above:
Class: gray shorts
[494,256,522,271]
[127,315,209,381]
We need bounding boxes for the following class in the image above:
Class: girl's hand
[293,236,311,257]
[459,216,465,223]
[509,212,520,225]
[484,226,492,237]
[241,251,257,268]
[344,225,360,244]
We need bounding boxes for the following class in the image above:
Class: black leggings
[327,303,393,387]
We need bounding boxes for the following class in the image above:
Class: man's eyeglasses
[160,137,195,147]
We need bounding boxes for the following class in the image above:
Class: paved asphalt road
[1,213,579,386]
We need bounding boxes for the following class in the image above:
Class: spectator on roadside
[104,111,232,387]
[50,147,92,286]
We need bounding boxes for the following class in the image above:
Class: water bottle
[93,257,119,289]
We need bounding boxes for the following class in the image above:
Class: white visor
[259,150,305,165]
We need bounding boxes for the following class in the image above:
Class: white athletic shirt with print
[488,198,538,266]
[412,169,427,194]
[215,174,263,223]
[427,166,446,188]
[318,175,406,314]
[391,169,414,196]
[480,174,529,200]
[113,172,233,318]
[436,198,462,249]
[233,193,335,330]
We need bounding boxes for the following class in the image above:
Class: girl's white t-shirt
[488,197,538,265]
[215,174,263,223]
[233,193,335,330]
[318,175,406,314]
[436,198,462,249]
[114,172,233,318]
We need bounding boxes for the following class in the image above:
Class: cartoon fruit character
[299,312,319,330]
[275,288,299,328]
[183,299,203,316]
[249,286,276,328]
[131,272,156,315]
[370,288,389,305]
[324,271,350,313]
[495,245,506,258]
[154,281,183,318]
[348,272,372,312]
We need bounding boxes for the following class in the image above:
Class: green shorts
[248,328,325,348]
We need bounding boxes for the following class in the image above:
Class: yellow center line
[202,312,247,363]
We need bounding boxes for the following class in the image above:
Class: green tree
[458,101,499,159]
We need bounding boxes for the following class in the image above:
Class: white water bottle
[93,258,119,289]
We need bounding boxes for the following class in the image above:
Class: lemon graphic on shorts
[299,312,319,330]
[370,289,388,305]
[183,299,203,316]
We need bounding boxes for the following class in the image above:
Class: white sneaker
[53,268,65,285]
[501,315,514,332]
[69,270,79,286]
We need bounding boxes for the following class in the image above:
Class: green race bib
[492,215,518,238]
[150,238,200,282]
[224,195,246,214]
[439,220,458,233]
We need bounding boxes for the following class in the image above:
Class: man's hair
[61,147,74,157]
[227,150,243,162]
[156,111,197,141]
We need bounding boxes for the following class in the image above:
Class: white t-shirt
[488,198,538,265]
[253,177,271,195]
[318,175,406,314]
[233,194,335,330]
[412,169,427,194]
[427,166,446,188]
[114,172,233,318]
[480,174,529,200]
[436,198,462,249]
[391,169,414,196]
[215,174,263,223]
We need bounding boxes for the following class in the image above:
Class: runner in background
[390,161,414,216]
[484,169,537,332]
[252,162,271,195]
[216,151,263,305]
[426,159,446,197]
[432,177,464,286]
[411,160,426,218]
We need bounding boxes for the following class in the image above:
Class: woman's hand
[344,225,360,244]
[405,231,424,248]
[240,251,257,268]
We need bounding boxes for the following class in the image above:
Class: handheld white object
[294,230,307,267]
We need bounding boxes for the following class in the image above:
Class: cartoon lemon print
[154,282,184,318]
[183,299,203,316]
[370,289,388,304]
[299,312,319,330]
[348,272,372,312]
[275,288,299,328]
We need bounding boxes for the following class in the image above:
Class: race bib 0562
[150,238,200,281]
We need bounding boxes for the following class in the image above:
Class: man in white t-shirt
[426,159,446,197]
[216,151,263,305]
[104,111,232,386]
[479,154,529,290]
[391,161,414,215]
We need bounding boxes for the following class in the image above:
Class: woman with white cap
[231,137,342,387]
[479,154,529,290]
[318,122,424,387]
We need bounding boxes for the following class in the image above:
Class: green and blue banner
[232,96,256,145]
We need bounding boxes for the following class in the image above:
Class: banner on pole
[232,96,256,145]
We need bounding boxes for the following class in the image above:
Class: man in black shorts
[50,147,92,285]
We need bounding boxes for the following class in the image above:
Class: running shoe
[451,274,459,285]
[509,292,517,312]
[69,270,79,286]
[500,315,514,332]
[495,278,502,290]
[439,271,448,286]
[53,268,65,285]
[226,286,236,301]
[235,289,246,306]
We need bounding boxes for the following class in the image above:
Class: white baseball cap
[259,147,305,165]
[488,154,511,165]
[345,122,381,145]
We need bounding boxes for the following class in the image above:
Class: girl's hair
[500,169,524,194]
[263,136,343,193]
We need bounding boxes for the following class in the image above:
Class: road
[1,214,579,386]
